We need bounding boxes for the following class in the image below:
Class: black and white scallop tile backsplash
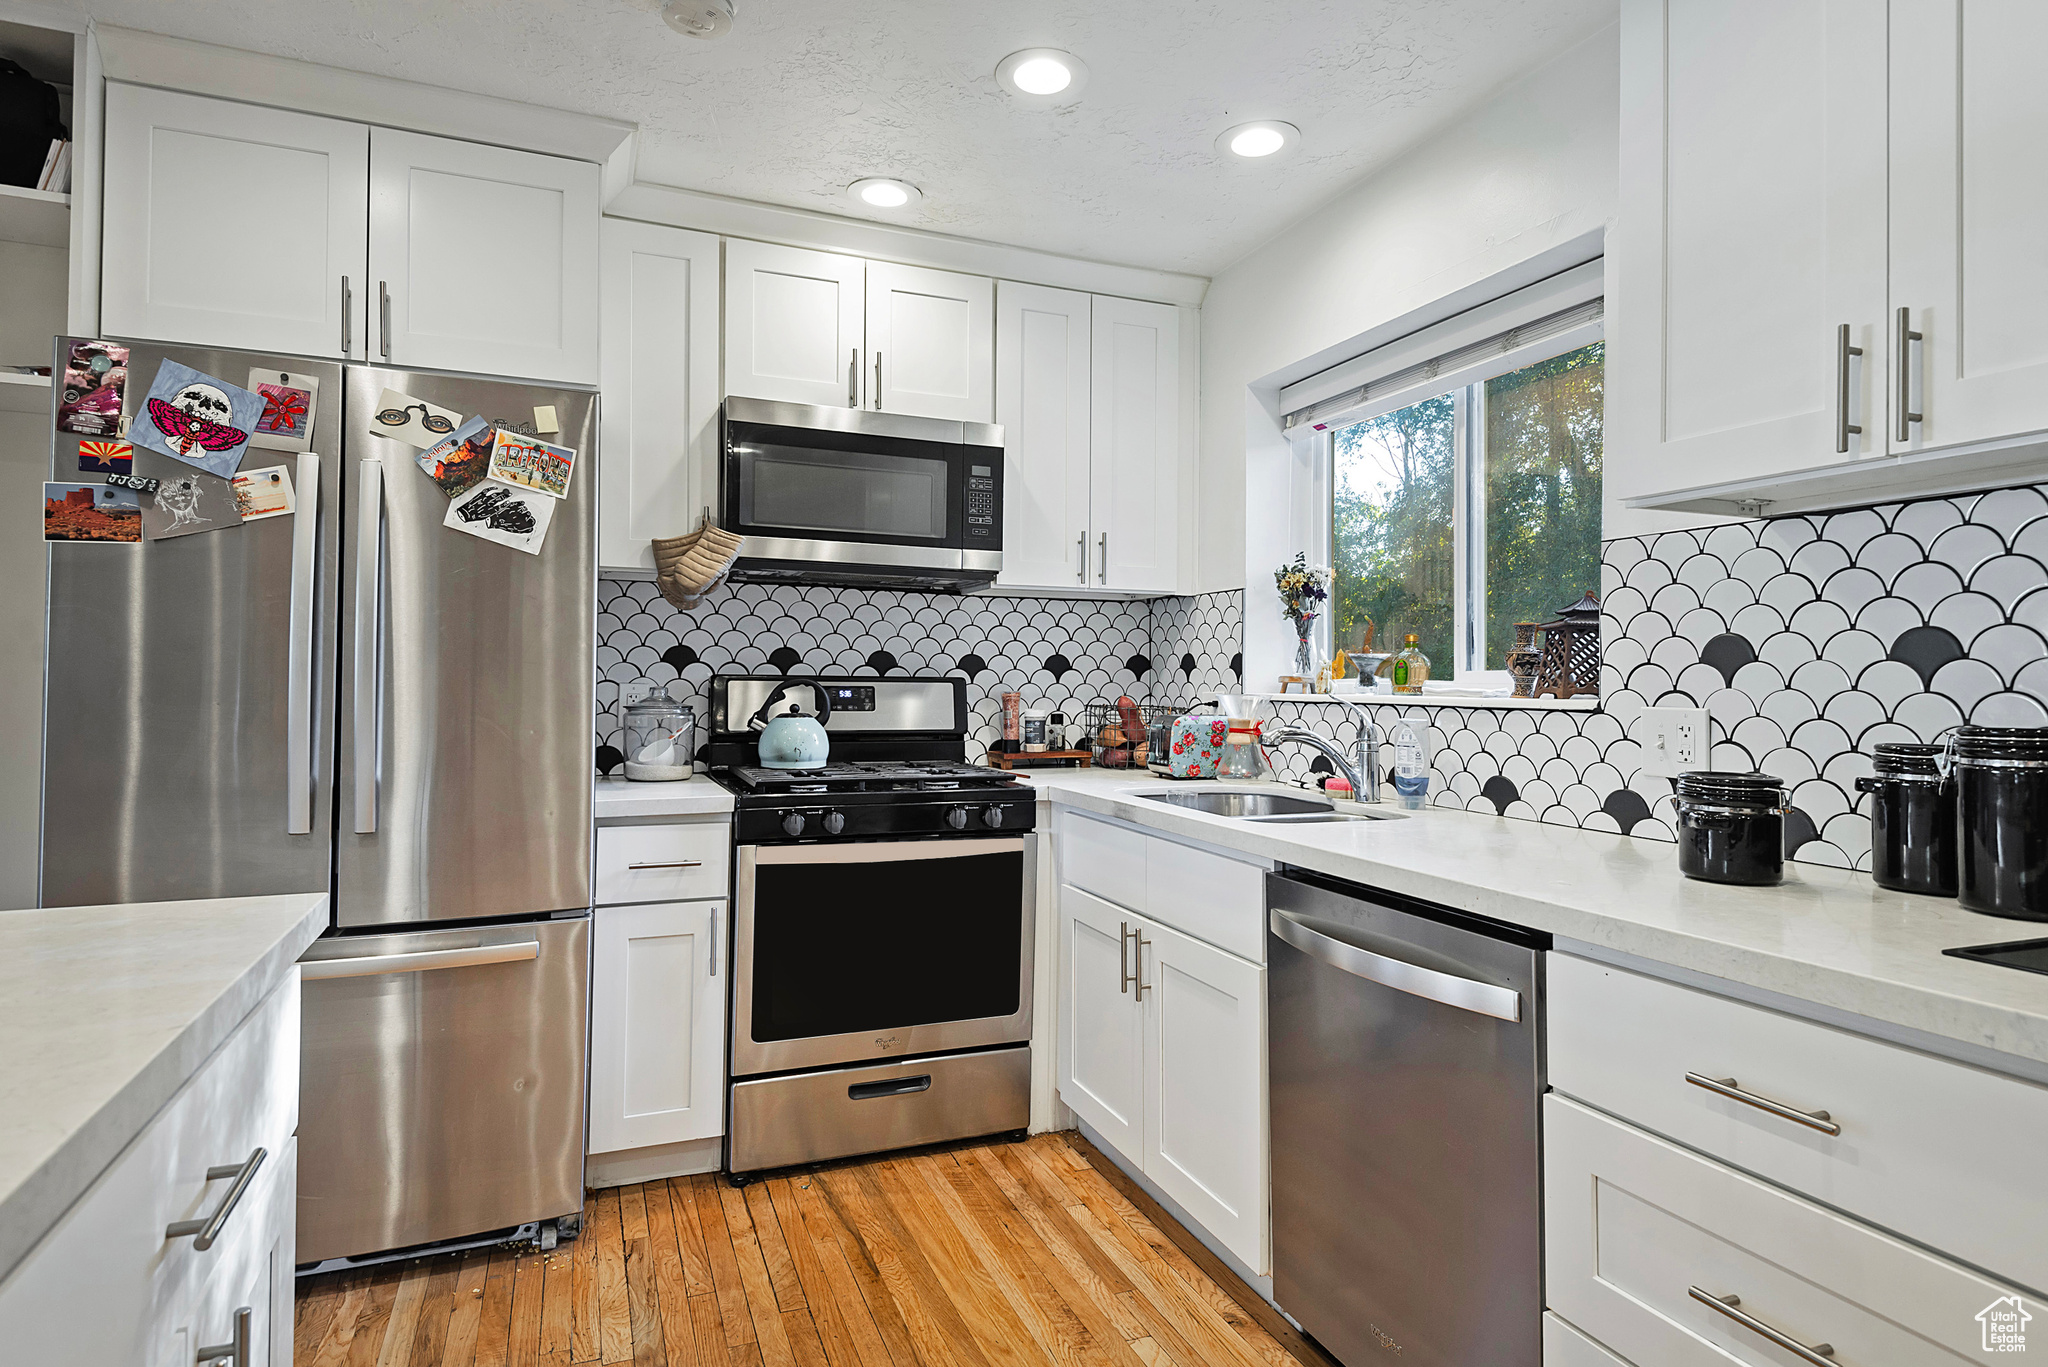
[596,481,2048,873]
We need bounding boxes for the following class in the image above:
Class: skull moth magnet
[130,360,262,478]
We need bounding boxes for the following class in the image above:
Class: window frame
[1319,329,1604,682]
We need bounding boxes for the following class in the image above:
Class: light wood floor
[294,1132,1313,1367]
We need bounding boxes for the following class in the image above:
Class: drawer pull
[1690,1288,1835,1365]
[629,860,704,870]
[166,1148,266,1251]
[196,1305,252,1367]
[1685,1072,1841,1136]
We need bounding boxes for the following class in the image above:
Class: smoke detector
[663,0,734,39]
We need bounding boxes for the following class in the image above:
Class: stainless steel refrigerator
[40,338,595,1267]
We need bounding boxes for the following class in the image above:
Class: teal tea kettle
[747,679,833,769]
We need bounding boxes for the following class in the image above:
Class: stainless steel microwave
[719,397,1004,593]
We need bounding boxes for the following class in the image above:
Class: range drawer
[595,821,730,904]
[1546,1094,2023,1366]
[1549,952,2048,1291]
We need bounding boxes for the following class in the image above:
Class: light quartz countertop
[1015,768,2048,1073]
[0,893,327,1284]
[595,774,737,821]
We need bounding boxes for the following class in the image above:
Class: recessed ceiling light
[662,0,734,38]
[848,178,921,210]
[1217,120,1300,161]
[996,48,1089,101]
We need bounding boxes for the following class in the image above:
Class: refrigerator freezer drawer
[296,916,589,1265]
[729,1046,1029,1175]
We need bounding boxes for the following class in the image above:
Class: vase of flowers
[1273,553,1330,678]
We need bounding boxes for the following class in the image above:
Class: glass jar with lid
[1855,743,1956,897]
[623,684,696,782]
[1948,725,2048,919]
[1673,771,1788,886]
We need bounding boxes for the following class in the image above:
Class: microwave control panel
[965,463,1000,542]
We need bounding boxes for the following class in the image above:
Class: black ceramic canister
[1855,743,1958,897]
[1674,771,1789,887]
[1950,726,2048,921]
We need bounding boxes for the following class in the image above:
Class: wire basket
[1083,699,1197,771]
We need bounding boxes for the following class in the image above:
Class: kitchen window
[1283,264,1605,684]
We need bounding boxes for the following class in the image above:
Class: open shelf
[0,372,51,415]
[0,183,69,249]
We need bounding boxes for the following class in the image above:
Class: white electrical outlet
[1635,706,1711,777]
[622,681,655,707]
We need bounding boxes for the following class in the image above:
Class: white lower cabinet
[1056,881,1267,1272]
[0,973,299,1364]
[589,899,729,1154]
[1546,1094,2021,1365]
[1542,1313,1632,1367]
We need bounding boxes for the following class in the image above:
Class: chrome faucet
[1266,698,1382,804]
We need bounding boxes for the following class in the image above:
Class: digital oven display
[825,685,876,712]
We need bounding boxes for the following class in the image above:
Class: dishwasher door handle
[1270,907,1522,1022]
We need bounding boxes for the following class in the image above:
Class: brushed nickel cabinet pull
[166,1148,267,1251]
[1097,533,1108,585]
[1685,1071,1840,1135]
[1077,534,1087,584]
[341,277,353,356]
[1896,306,1923,441]
[1835,323,1863,454]
[196,1305,252,1367]
[848,348,858,406]
[874,351,883,409]
[1119,921,1135,994]
[1690,1288,1835,1365]
[629,860,704,870]
[379,280,393,359]
[1135,931,1151,1000]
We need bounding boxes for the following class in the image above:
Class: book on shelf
[33,139,69,194]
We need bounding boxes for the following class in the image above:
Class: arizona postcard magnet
[129,360,262,478]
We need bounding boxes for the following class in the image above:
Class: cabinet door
[101,84,367,358]
[1890,0,2048,452]
[1056,885,1145,1157]
[1090,296,1181,592]
[865,261,993,421]
[1141,920,1267,1273]
[725,239,866,407]
[368,129,600,385]
[589,900,728,1153]
[1608,0,1887,504]
[996,282,1092,589]
[177,1138,296,1367]
[599,219,721,575]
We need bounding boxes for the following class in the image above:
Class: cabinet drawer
[1542,1313,1632,1367]
[0,973,299,1361]
[1546,1095,2020,1366]
[1549,953,2048,1290]
[1058,811,1146,913]
[595,823,730,904]
[1145,838,1266,962]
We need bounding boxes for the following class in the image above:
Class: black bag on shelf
[0,58,67,189]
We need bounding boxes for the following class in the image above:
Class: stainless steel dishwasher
[1267,869,1546,1367]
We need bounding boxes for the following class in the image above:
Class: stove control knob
[946,806,970,830]
[781,812,806,837]
[821,810,846,835]
[982,805,1007,829]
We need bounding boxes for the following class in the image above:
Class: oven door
[733,836,1034,1075]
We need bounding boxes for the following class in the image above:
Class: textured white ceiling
[72,0,1616,276]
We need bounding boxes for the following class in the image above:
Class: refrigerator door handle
[302,940,541,980]
[352,459,384,834]
[285,453,320,834]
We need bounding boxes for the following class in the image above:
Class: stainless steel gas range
[706,676,1035,1181]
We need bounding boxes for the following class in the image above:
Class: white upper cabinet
[864,261,993,421]
[101,84,369,359]
[598,219,721,575]
[996,283,1092,589]
[1609,0,1887,503]
[1091,296,1181,593]
[100,86,600,384]
[588,899,728,1154]
[724,239,867,408]
[368,129,599,385]
[1889,0,2048,453]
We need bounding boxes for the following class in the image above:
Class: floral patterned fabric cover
[1168,715,1229,779]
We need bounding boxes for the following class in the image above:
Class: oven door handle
[747,837,1025,865]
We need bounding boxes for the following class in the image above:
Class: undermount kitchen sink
[1130,789,1404,820]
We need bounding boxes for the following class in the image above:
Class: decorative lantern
[1533,592,1601,700]
[1506,622,1543,698]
